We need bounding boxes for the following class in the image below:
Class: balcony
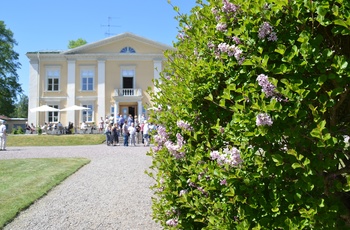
[113,88,143,102]
[115,88,142,96]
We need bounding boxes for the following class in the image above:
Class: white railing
[115,88,142,96]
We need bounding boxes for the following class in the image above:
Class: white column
[67,60,76,125]
[28,59,39,125]
[153,59,162,93]
[137,100,143,122]
[98,60,106,119]
[114,101,119,123]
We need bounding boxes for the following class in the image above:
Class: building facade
[26,33,172,128]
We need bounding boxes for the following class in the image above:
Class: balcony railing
[114,88,142,96]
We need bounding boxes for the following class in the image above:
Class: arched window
[120,46,136,53]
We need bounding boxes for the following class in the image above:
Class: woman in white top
[128,123,137,146]
[0,120,7,151]
[143,120,150,146]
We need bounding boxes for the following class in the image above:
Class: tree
[67,38,87,49]
[148,0,350,229]
[0,21,22,117]
[11,94,28,118]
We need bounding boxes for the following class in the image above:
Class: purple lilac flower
[166,218,178,227]
[258,22,278,41]
[177,32,185,40]
[210,150,220,160]
[257,74,276,98]
[256,113,273,126]
[179,189,188,196]
[222,0,239,14]
[217,43,244,63]
[208,42,215,50]
[232,36,241,44]
[216,22,227,32]
[218,42,229,52]
[268,32,278,41]
[165,133,185,159]
[211,7,218,15]
[187,179,197,188]
[152,126,169,153]
[177,120,193,131]
[210,147,243,167]
[152,145,163,152]
[197,186,208,196]
[220,179,227,185]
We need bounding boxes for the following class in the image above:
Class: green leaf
[334,19,349,28]
[275,44,286,55]
[272,154,284,166]
[292,163,302,169]
[204,93,213,101]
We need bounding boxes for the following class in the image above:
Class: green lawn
[0,158,90,228]
[6,134,106,146]
[0,135,98,228]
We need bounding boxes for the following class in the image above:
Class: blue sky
[0,0,197,98]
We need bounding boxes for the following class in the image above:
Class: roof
[64,32,174,54]
[26,32,174,56]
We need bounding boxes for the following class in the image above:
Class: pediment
[62,32,174,55]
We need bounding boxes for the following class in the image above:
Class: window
[48,105,59,122]
[81,68,94,91]
[120,46,136,53]
[46,67,60,91]
[122,69,135,89]
[110,106,115,117]
[82,104,93,122]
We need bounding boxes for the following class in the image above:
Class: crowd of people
[102,114,156,147]
[20,113,156,147]
[26,121,74,134]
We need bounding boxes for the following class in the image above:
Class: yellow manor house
[26,32,173,129]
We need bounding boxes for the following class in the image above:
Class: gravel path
[0,144,162,230]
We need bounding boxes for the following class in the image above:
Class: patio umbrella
[30,105,60,112]
[60,105,91,111]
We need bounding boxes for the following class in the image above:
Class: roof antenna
[101,17,121,37]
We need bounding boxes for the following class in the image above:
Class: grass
[6,134,106,146]
[0,157,90,228]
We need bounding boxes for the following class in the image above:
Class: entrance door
[121,106,136,119]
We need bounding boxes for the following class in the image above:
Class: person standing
[140,114,146,124]
[143,120,150,147]
[122,120,129,146]
[81,121,87,134]
[118,114,125,134]
[127,114,133,126]
[98,117,104,133]
[112,123,120,146]
[105,124,112,146]
[0,120,7,151]
[128,123,136,146]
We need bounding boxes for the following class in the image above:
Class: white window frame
[47,104,60,123]
[81,103,94,123]
[80,66,95,91]
[110,106,115,117]
[46,66,61,92]
[120,65,136,88]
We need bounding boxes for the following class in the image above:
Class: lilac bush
[147,0,350,229]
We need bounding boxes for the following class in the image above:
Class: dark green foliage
[0,21,23,116]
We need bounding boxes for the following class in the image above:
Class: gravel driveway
[0,145,162,230]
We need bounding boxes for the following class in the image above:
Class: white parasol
[30,105,60,112]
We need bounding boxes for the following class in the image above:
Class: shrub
[11,126,24,135]
[37,126,42,135]
[148,0,350,229]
